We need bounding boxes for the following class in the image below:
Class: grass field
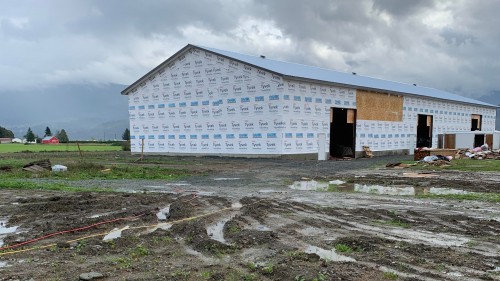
[0,143,122,153]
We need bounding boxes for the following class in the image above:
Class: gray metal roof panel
[195,45,495,108]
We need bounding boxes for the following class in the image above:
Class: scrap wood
[386,162,414,169]
[362,146,373,158]
[22,159,52,172]
[0,165,12,172]
[402,172,439,178]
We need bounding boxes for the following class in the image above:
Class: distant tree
[56,129,69,143]
[24,128,35,142]
[122,128,130,141]
[0,126,14,138]
[35,135,42,144]
[44,126,52,137]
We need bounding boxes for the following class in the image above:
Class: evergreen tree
[44,126,52,137]
[122,128,130,141]
[24,128,35,142]
[0,126,14,138]
[56,129,69,143]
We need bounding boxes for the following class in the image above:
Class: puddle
[289,180,329,191]
[289,179,473,197]
[426,187,471,195]
[0,261,7,268]
[156,205,171,220]
[329,180,345,185]
[103,226,129,241]
[0,219,19,247]
[214,177,241,181]
[87,211,116,219]
[206,202,241,244]
[258,189,280,193]
[354,184,416,196]
[304,245,355,262]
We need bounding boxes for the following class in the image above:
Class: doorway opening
[471,114,484,147]
[416,114,433,148]
[330,108,356,158]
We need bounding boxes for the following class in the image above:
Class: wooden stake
[76,143,83,159]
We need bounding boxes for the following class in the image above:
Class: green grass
[0,179,110,192]
[0,160,191,180]
[334,243,354,253]
[0,143,121,153]
[417,192,500,202]
[383,271,399,280]
[407,158,500,172]
[375,219,411,228]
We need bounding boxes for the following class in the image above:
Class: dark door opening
[416,114,433,148]
[330,108,356,158]
[471,114,482,131]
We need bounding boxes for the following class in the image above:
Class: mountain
[0,83,129,140]
[1,83,498,140]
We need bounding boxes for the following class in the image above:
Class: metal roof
[195,45,495,108]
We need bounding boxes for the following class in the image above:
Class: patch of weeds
[383,271,399,280]
[334,243,354,253]
[465,240,479,247]
[200,270,215,280]
[227,225,241,233]
[152,236,173,245]
[129,244,149,259]
[375,219,411,228]
[185,235,193,244]
[295,276,306,281]
[247,262,258,270]
[326,184,338,192]
[313,272,328,281]
[242,273,257,281]
[74,241,86,253]
[0,180,110,193]
[111,257,133,269]
[261,263,274,274]
[416,192,500,203]
[170,269,191,279]
[434,263,446,271]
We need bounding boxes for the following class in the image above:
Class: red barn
[42,136,59,144]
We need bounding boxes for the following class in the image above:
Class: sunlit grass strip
[416,192,500,203]
[0,180,111,193]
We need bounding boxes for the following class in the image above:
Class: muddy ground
[0,155,499,281]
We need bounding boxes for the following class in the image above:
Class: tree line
[0,126,15,138]
[23,126,69,143]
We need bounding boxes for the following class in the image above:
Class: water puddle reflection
[156,205,171,220]
[0,219,18,247]
[103,226,129,241]
[304,245,355,262]
[206,201,241,244]
[288,180,473,197]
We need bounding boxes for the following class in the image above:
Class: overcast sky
[1,0,499,101]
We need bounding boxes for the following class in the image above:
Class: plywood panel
[347,109,355,124]
[356,90,403,121]
[444,134,456,149]
[486,134,493,148]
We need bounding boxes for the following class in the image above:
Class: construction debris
[22,159,52,173]
[362,146,373,158]
[457,146,500,160]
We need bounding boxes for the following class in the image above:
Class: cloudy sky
[1,0,499,137]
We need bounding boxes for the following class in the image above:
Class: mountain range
[0,84,498,140]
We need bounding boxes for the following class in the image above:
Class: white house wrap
[122,44,497,158]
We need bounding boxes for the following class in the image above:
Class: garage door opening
[330,108,356,158]
[417,114,433,148]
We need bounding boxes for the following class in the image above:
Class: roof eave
[121,44,195,95]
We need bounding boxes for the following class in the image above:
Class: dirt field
[1,156,499,281]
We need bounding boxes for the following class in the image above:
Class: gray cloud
[0,0,499,100]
